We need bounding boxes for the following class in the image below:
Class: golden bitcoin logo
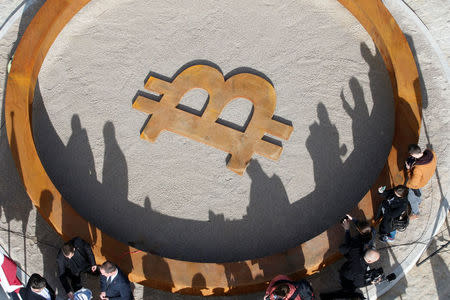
[133,65,293,175]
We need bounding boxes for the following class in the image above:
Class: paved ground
[0,0,448,299]
[380,1,450,299]
[380,215,450,300]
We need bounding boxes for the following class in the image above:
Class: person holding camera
[321,216,380,299]
[376,185,409,242]
[404,144,437,218]
[344,215,376,252]
[338,216,380,292]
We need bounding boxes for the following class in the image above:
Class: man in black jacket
[377,185,409,242]
[339,217,380,291]
[99,261,132,300]
[19,273,55,300]
[57,237,97,299]
[320,217,380,300]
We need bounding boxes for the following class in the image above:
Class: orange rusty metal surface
[4,0,421,296]
[133,64,293,175]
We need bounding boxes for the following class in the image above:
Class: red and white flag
[0,253,23,294]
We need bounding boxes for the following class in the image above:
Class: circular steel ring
[5,0,421,295]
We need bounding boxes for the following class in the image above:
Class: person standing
[320,217,380,300]
[339,217,380,292]
[99,261,132,300]
[19,273,55,300]
[377,185,409,242]
[405,144,437,218]
[57,237,97,300]
[343,215,376,251]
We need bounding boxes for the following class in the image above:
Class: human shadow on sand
[0,1,67,294]
[32,42,394,264]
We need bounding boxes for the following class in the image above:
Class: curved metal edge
[4,0,421,296]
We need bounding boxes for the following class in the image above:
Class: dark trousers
[340,273,357,291]
[379,216,394,235]
[61,269,83,293]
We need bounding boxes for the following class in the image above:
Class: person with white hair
[321,216,382,300]
[72,288,92,300]
[338,217,380,291]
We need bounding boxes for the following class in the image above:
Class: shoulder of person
[384,189,395,197]
[73,238,93,251]
[19,286,28,295]
[116,270,127,280]
[420,149,436,163]
[412,164,423,172]
[72,236,88,246]
[46,281,55,294]
[428,149,437,162]
[20,286,36,298]
[19,287,32,300]
[116,270,130,283]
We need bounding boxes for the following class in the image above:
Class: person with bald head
[338,217,380,292]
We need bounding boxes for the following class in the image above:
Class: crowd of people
[1,236,132,300]
[266,144,437,299]
[0,144,437,300]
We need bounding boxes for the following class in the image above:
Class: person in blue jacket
[99,261,132,300]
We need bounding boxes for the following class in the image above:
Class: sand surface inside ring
[33,0,395,262]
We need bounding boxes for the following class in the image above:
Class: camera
[406,156,416,167]
[340,215,349,223]
[364,268,396,285]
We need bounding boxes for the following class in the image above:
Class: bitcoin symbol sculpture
[133,65,293,175]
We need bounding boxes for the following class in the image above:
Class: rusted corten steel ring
[5,0,421,296]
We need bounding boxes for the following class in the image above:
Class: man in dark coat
[57,237,97,299]
[99,261,132,300]
[339,217,380,291]
[320,217,380,300]
[19,273,55,300]
[377,185,409,242]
